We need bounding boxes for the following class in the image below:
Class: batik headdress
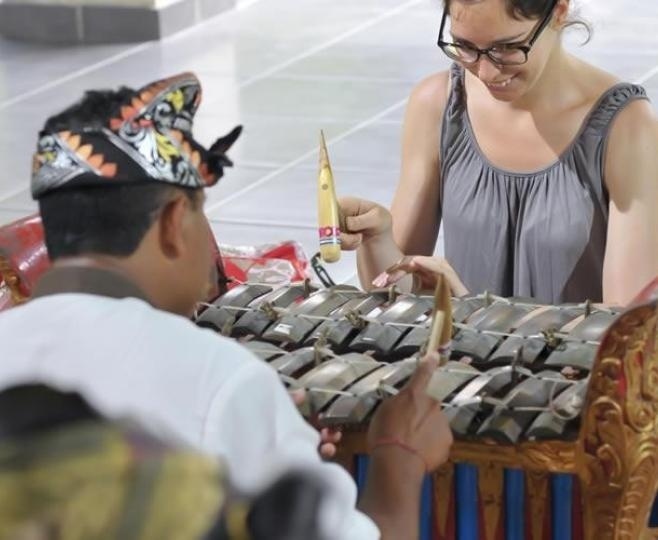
[31,72,242,199]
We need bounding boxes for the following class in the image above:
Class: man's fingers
[321,427,342,444]
[288,388,306,407]
[406,352,440,393]
[319,443,337,459]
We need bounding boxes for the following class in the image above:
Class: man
[0,73,452,539]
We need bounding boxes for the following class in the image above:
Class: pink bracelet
[371,437,429,472]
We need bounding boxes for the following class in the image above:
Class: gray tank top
[440,64,648,304]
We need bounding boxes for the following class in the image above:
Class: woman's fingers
[337,196,392,236]
[409,257,469,296]
[340,232,363,251]
[372,256,434,288]
[371,256,469,296]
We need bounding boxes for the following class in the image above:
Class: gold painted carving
[478,462,503,540]
[433,463,454,539]
[0,256,26,304]
[578,305,658,540]
[450,440,576,473]
[526,470,549,540]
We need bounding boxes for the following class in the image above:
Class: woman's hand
[372,255,469,297]
[338,196,393,250]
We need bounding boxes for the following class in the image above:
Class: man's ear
[157,194,188,260]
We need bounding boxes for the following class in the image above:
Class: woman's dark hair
[444,0,591,40]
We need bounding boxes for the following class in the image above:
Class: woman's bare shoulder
[572,57,655,140]
[571,57,623,99]
[407,70,452,118]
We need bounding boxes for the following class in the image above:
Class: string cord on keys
[273,356,588,420]
[196,301,603,347]
[196,288,600,421]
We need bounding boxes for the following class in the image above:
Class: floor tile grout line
[235,162,400,173]
[205,53,658,218]
[237,0,425,89]
[635,64,658,85]
[235,0,266,10]
[208,217,316,229]
[195,55,658,214]
[0,143,403,204]
[0,0,423,112]
[0,185,33,204]
[8,0,651,212]
[200,113,403,124]
[0,0,244,111]
[204,98,408,214]
[0,208,32,222]
[0,43,154,111]
[341,271,358,285]
[0,127,403,204]
[247,74,423,84]
[0,0,420,204]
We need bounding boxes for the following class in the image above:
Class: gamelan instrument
[196,282,658,540]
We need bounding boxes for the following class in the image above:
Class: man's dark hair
[39,184,198,260]
[38,87,200,260]
[44,88,135,132]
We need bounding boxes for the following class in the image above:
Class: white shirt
[0,293,379,539]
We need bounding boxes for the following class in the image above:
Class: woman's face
[447,0,563,102]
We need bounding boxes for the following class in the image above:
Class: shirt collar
[33,266,150,304]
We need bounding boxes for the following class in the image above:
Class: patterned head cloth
[0,384,226,540]
[0,384,328,540]
[31,72,242,199]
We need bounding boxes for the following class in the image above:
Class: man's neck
[33,260,151,304]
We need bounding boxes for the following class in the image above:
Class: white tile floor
[0,0,656,284]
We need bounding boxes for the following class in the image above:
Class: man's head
[32,74,240,316]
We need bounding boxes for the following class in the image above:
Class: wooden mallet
[317,130,345,263]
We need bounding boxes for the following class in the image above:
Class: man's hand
[318,427,342,459]
[289,388,342,459]
[359,352,453,539]
[367,351,453,472]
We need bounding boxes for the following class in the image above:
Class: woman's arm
[355,72,450,288]
[602,99,658,305]
[391,72,448,255]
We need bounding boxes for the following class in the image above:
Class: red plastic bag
[220,241,310,287]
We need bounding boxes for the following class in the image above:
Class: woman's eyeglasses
[437,0,558,66]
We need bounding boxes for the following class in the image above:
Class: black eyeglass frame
[436,0,559,66]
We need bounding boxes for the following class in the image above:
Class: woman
[340,0,658,305]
